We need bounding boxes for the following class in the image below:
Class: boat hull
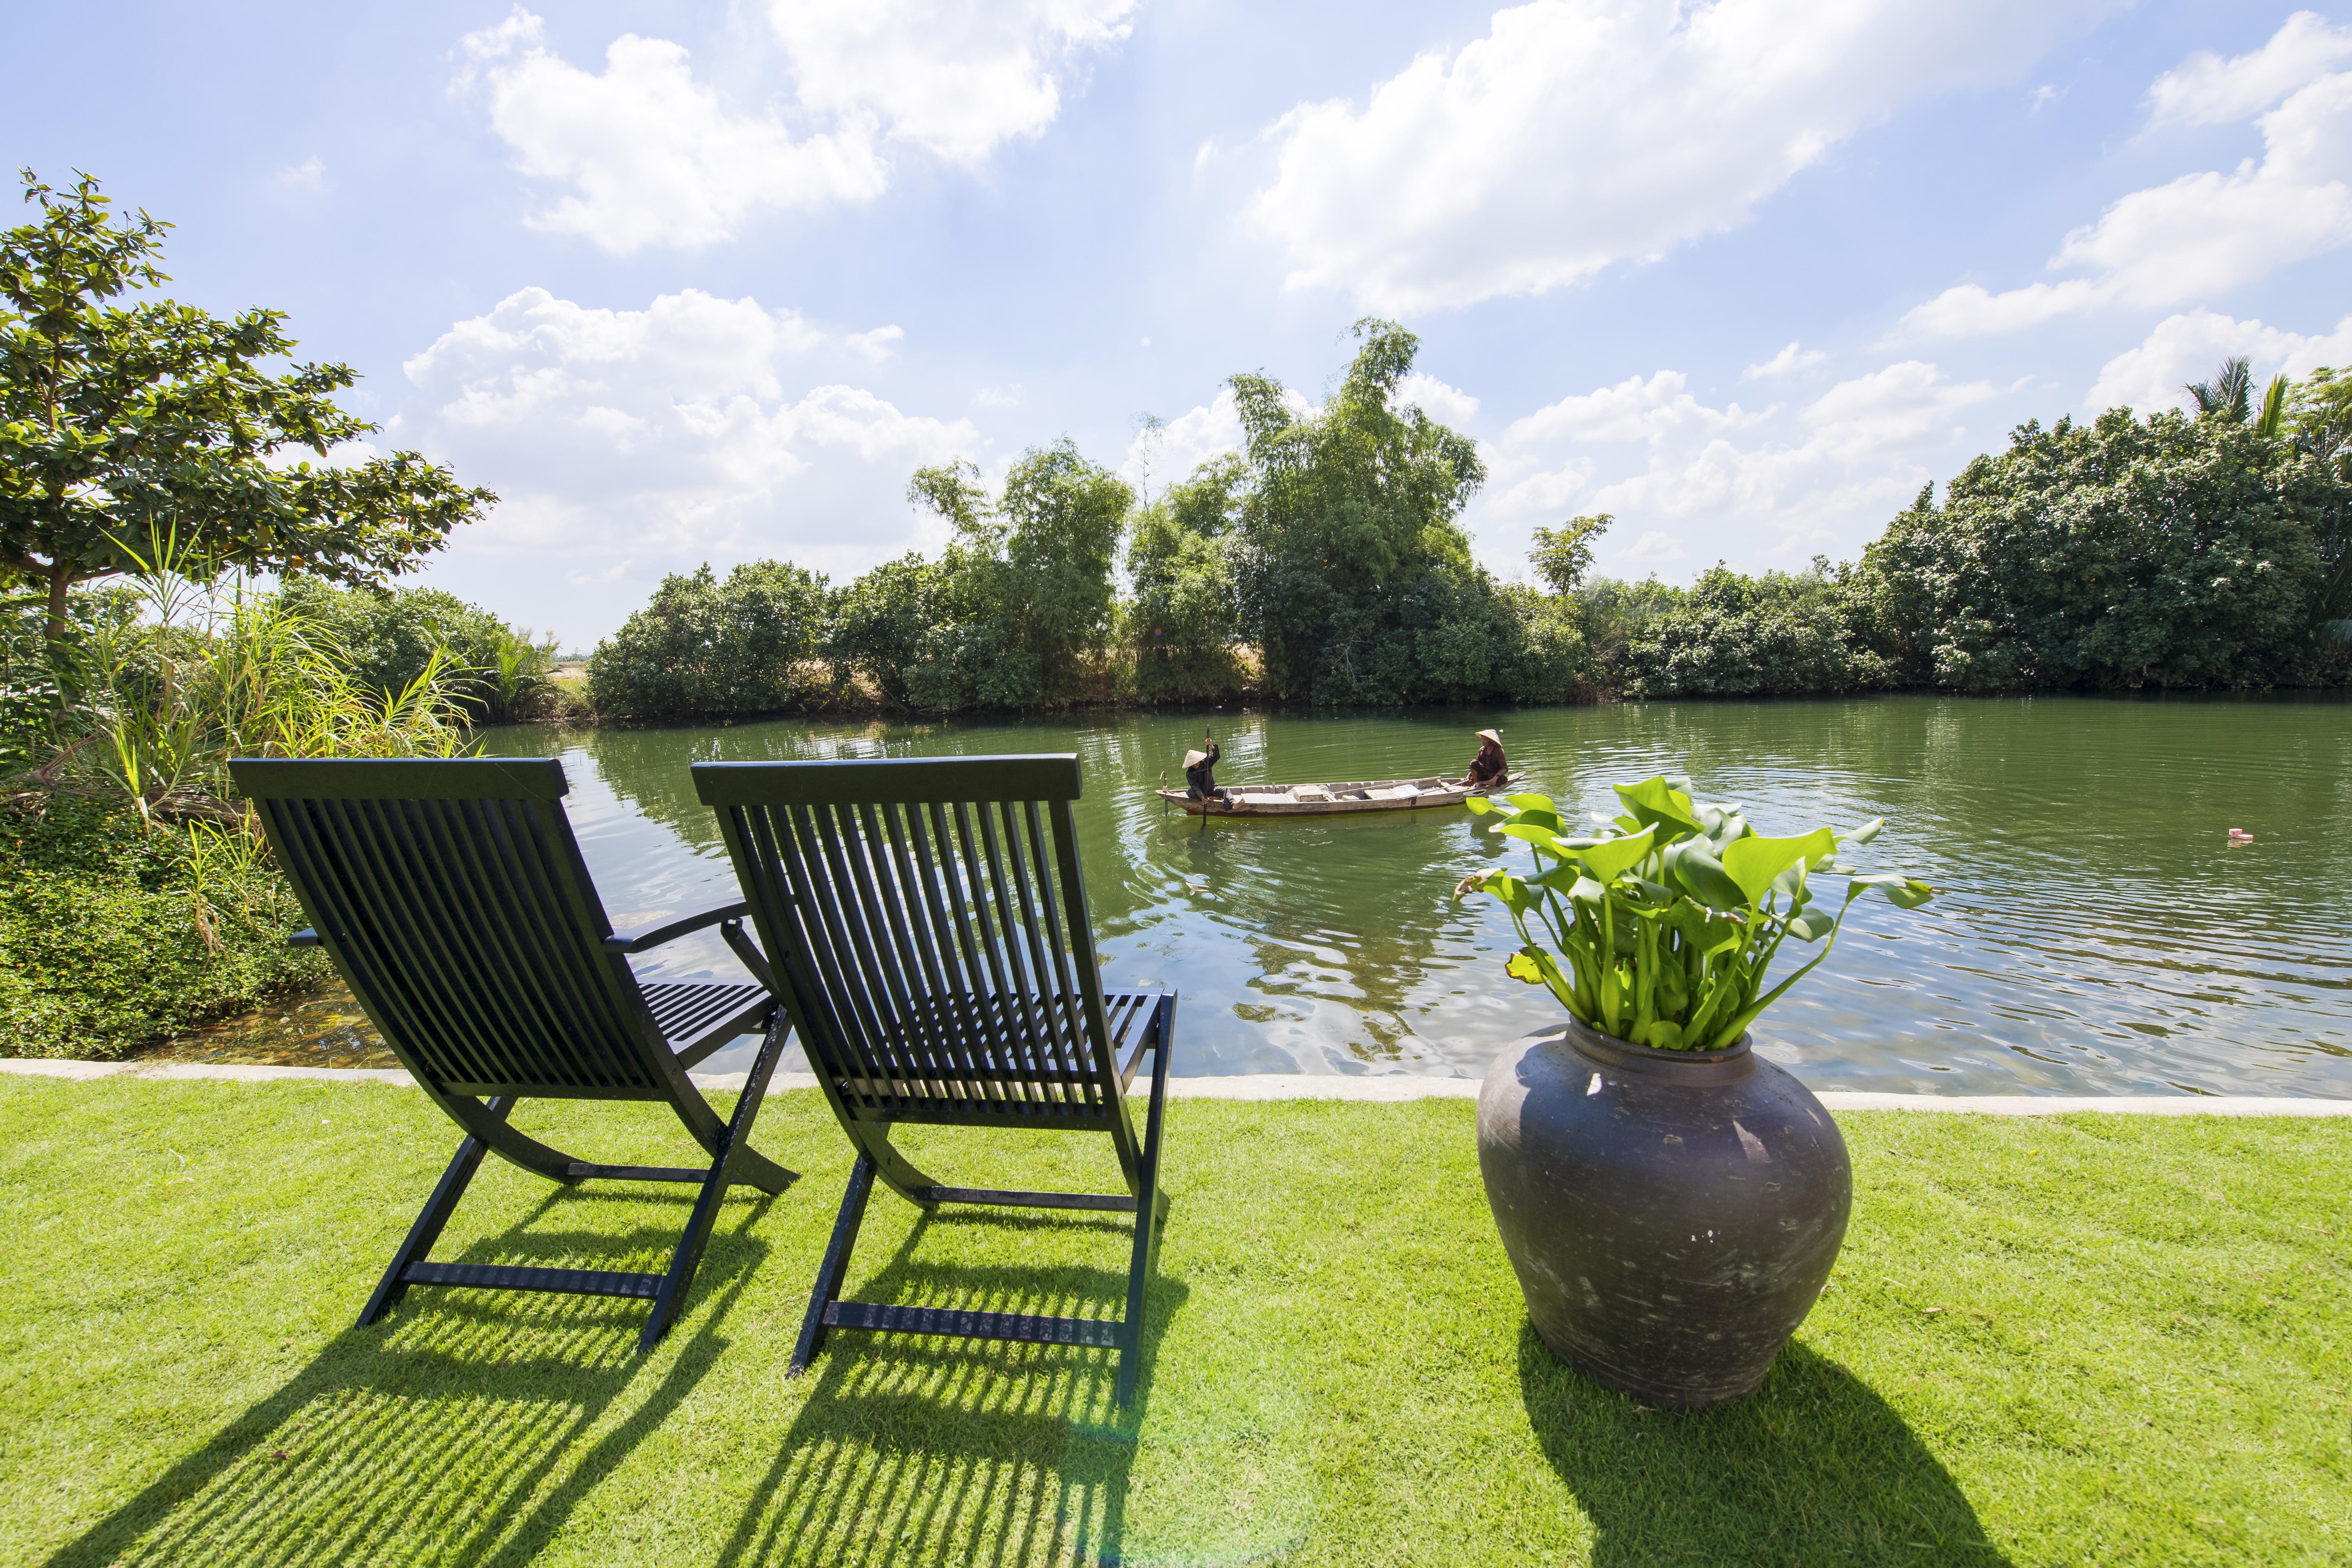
[1155,774,1520,818]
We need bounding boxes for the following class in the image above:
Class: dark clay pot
[1477,1016,1850,1409]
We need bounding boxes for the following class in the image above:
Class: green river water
[166,695,2352,1096]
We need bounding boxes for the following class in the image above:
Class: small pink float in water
[2228,828,2255,844]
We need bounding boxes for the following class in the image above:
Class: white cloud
[459,3,1131,252]
[1504,369,1759,450]
[769,0,1135,166]
[2145,10,2352,129]
[1485,361,1995,559]
[1249,0,2123,313]
[973,383,1022,408]
[1612,530,1689,567]
[2085,308,2352,412]
[1394,371,1480,425]
[394,286,978,579]
[275,155,327,193]
[1741,341,1825,380]
[847,325,904,363]
[1894,278,2107,337]
[1900,20,2352,338]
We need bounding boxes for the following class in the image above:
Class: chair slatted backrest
[233,757,671,1098]
[695,755,1122,1126]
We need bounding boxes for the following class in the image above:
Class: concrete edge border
[3,1058,2347,1115]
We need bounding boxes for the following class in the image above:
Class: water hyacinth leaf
[1664,838,1745,911]
[1485,872,1539,913]
[1570,875,1606,905]
[1721,828,1833,905]
[1786,907,1839,941]
[1851,872,1935,908]
[1512,807,1565,836]
[1507,945,1583,1015]
[1613,775,1704,839]
[1843,817,1883,845]
[1626,876,1677,907]
[1465,795,1497,816]
[1506,793,1554,812]
[1570,823,1658,883]
[1500,822,1576,854]
[1770,858,1809,907]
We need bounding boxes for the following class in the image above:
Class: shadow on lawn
[715,1208,1195,1568]
[1519,1329,2013,1566]
[42,1186,776,1568]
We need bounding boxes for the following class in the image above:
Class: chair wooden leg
[1116,1001,1176,1407]
[642,1007,797,1350]
[791,1153,876,1377]
[358,1096,514,1327]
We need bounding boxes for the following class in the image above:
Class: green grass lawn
[0,1078,2344,1567]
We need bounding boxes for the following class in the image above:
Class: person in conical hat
[1462,728,1508,790]
[1184,733,1232,808]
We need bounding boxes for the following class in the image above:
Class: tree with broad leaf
[0,169,494,640]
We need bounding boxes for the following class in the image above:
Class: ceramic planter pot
[1477,1016,1850,1409]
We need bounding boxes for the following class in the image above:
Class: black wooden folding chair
[231,756,799,1350]
[693,753,1175,1405]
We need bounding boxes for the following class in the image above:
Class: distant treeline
[584,333,2352,721]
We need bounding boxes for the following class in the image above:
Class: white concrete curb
[4,1057,2347,1115]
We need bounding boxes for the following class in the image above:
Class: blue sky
[10,1,2350,648]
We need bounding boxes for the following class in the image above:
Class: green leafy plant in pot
[1458,774,1933,1408]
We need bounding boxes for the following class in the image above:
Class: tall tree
[1228,318,1489,702]
[0,171,493,638]
[906,441,1130,705]
[1528,513,1612,594]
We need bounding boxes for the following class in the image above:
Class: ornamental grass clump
[1457,774,1933,1051]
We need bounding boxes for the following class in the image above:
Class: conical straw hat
[1476,729,1503,746]
[1184,749,1208,768]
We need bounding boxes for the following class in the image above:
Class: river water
[429,696,2347,1096]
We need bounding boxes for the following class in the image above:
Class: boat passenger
[1184,743,1232,808]
[1463,728,1508,790]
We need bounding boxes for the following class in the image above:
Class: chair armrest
[603,901,752,954]
[289,928,321,948]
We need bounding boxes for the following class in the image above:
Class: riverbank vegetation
[0,172,517,1058]
[585,333,2352,721]
[5,1079,2343,1564]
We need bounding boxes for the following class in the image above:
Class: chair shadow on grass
[43,1186,778,1568]
[1519,1329,2015,1567]
[715,1208,1190,1568]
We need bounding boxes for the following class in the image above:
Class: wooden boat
[1155,773,1523,818]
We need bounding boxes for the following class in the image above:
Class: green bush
[1498,586,1592,701]
[825,554,938,705]
[277,579,554,722]
[0,798,329,1059]
[586,561,832,721]
[1855,410,2349,691]
[1125,456,1247,703]
[1623,565,1897,698]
